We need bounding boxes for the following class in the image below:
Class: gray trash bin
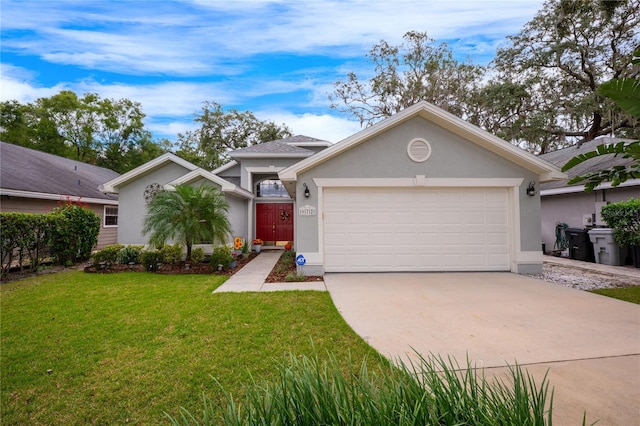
[588,228,626,266]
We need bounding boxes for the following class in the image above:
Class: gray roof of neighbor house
[0,141,119,202]
[539,137,637,191]
[229,135,331,157]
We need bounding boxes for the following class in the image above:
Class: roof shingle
[0,141,119,201]
[230,135,328,156]
[539,137,637,190]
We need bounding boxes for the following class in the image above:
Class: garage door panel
[371,212,393,224]
[324,187,510,272]
[465,233,486,245]
[487,211,508,224]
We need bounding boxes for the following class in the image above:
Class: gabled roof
[279,101,566,183]
[539,136,639,194]
[100,152,197,193]
[229,135,330,159]
[0,141,119,204]
[166,169,254,199]
[211,160,239,175]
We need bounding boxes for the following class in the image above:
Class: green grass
[1,271,382,425]
[590,286,640,304]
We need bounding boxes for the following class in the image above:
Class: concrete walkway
[213,251,326,293]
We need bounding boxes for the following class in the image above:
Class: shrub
[190,247,205,264]
[285,273,306,282]
[601,198,640,247]
[140,250,163,272]
[281,250,296,264]
[117,245,143,264]
[91,244,123,267]
[211,245,232,269]
[159,243,183,265]
[167,352,556,426]
[1,212,51,277]
[49,200,100,265]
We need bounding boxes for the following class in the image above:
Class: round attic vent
[407,138,432,163]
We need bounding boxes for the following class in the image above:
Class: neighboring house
[539,137,640,253]
[101,101,565,275]
[0,141,120,249]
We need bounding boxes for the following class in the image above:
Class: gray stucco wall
[117,162,193,245]
[295,116,541,267]
[239,158,306,191]
[117,166,248,247]
[541,186,640,252]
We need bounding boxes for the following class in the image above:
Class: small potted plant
[252,238,263,253]
[233,237,243,256]
[241,238,251,259]
[229,252,238,269]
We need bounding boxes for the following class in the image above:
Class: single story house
[0,141,120,249]
[539,137,640,253]
[101,101,565,275]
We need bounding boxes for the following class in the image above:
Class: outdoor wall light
[526,181,536,197]
[303,183,311,198]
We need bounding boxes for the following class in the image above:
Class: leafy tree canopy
[330,1,639,154]
[330,31,484,127]
[563,45,640,191]
[175,101,292,170]
[491,0,639,152]
[0,90,169,173]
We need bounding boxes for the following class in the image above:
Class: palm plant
[143,184,232,261]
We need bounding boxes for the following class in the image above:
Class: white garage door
[323,187,510,272]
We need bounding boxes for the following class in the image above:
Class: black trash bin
[566,228,595,262]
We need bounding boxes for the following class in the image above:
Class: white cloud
[2,0,543,77]
[1,0,546,144]
[146,119,197,141]
[0,64,68,101]
[257,109,362,143]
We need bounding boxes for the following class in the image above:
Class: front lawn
[1,271,382,425]
[590,285,640,304]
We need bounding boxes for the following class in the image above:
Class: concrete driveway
[325,272,640,425]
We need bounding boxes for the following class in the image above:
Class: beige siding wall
[1,196,117,250]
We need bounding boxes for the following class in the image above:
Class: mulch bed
[3,252,327,283]
[263,251,324,283]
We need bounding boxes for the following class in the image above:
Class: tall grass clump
[168,352,558,426]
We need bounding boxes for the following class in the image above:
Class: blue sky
[1,0,545,144]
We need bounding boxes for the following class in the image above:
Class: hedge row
[1,202,100,278]
[601,197,640,247]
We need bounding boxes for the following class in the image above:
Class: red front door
[256,203,294,243]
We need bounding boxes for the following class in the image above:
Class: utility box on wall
[594,201,608,226]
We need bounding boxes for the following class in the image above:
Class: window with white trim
[104,206,118,227]
[256,179,289,198]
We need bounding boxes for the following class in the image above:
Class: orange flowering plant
[233,237,244,250]
[252,239,263,245]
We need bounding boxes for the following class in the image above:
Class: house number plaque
[298,205,316,216]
